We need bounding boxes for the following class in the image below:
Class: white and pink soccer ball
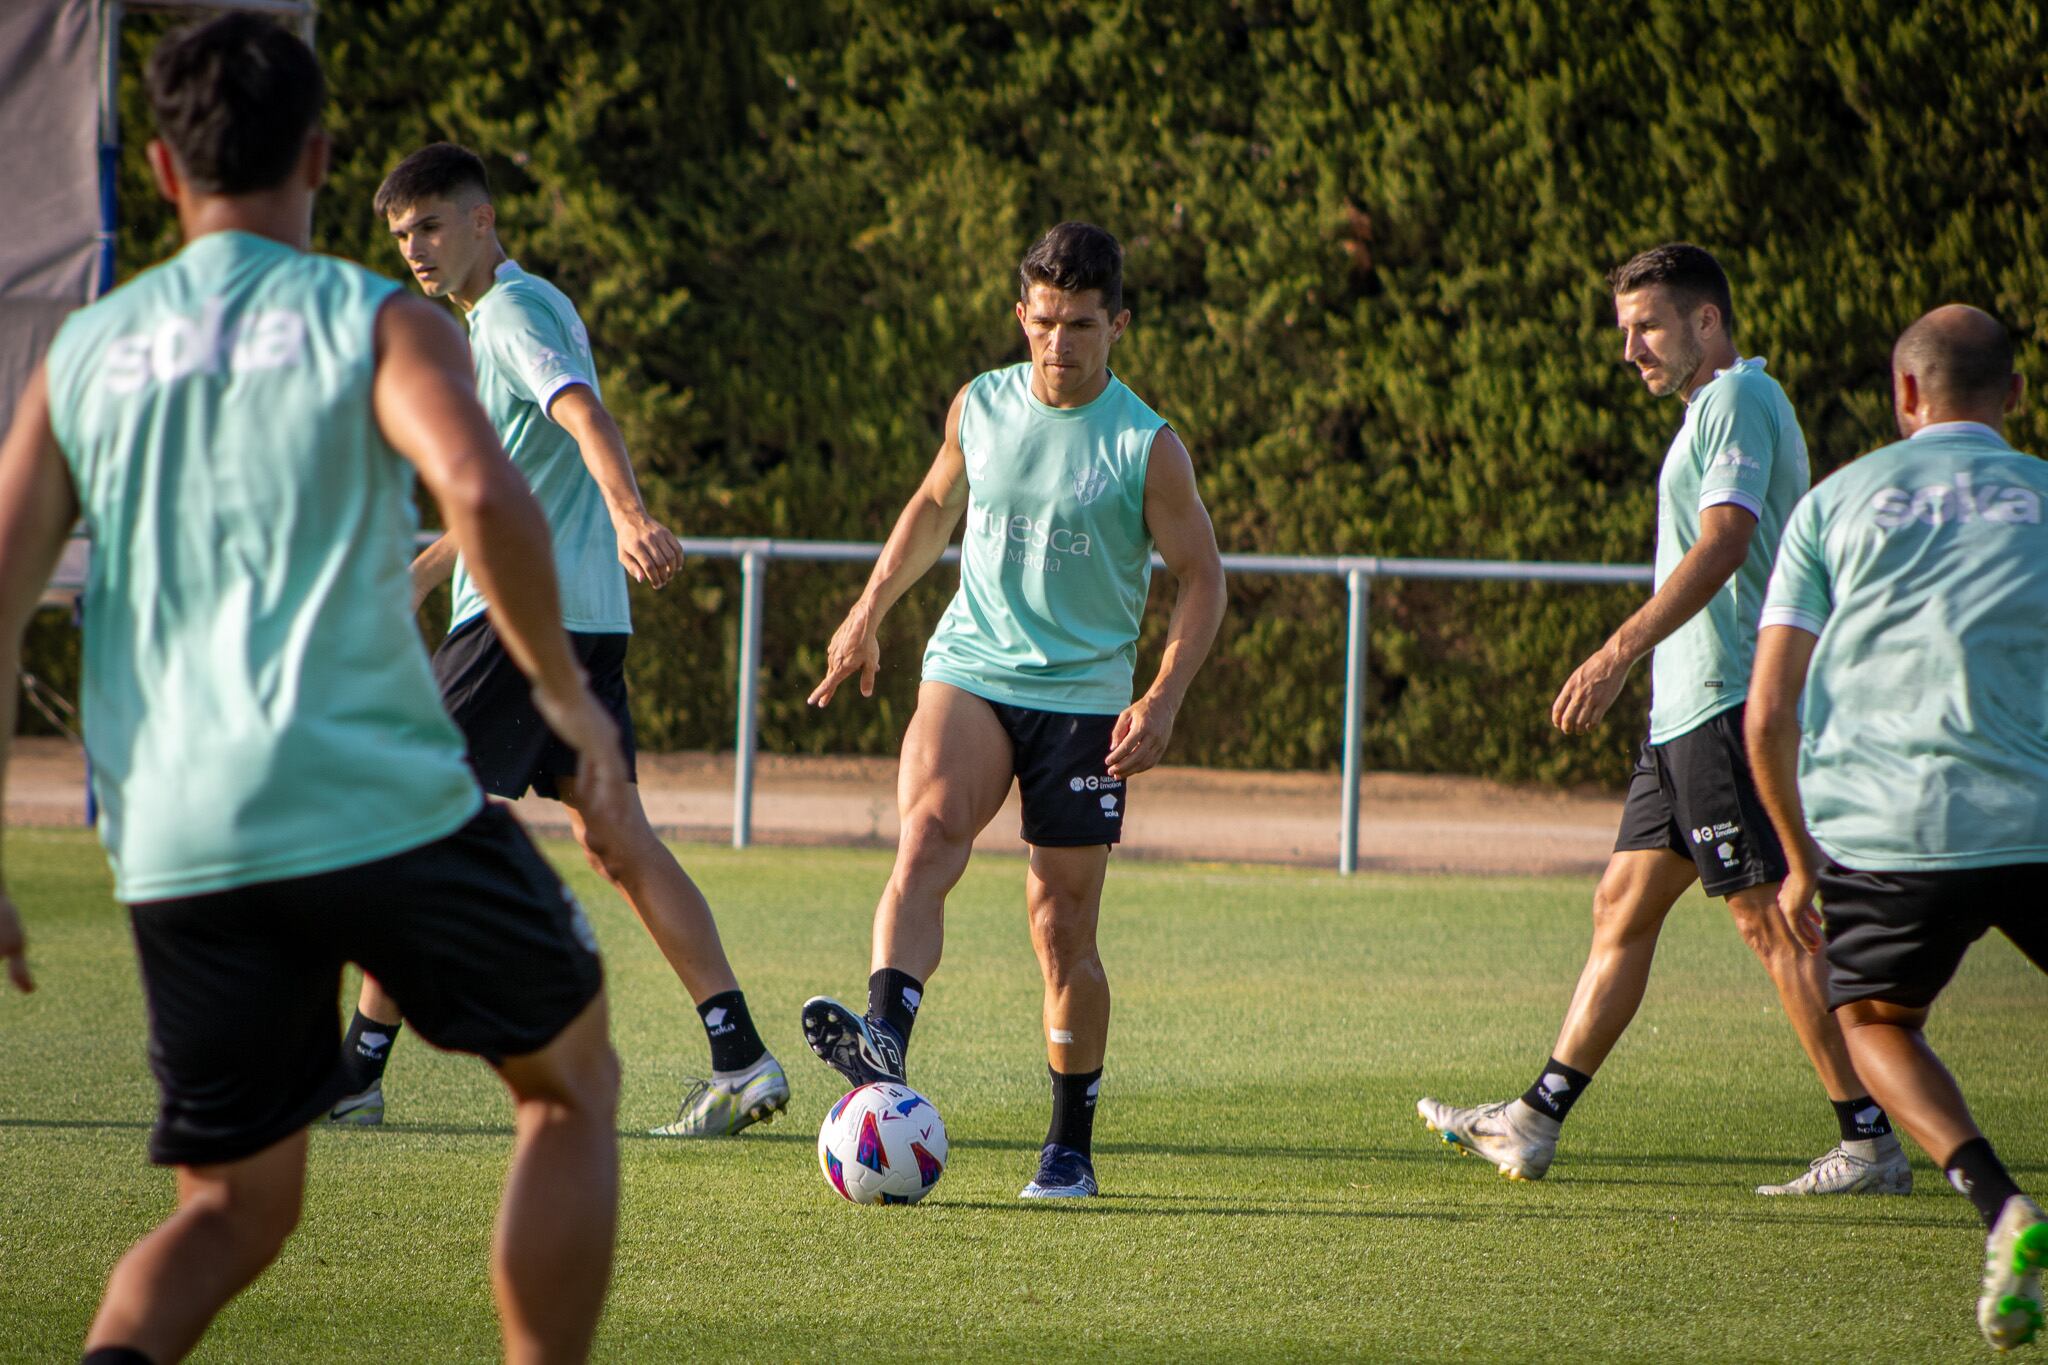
[817,1082,948,1205]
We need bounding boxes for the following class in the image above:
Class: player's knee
[185,1173,303,1266]
[1588,883,1659,945]
[1725,896,1784,959]
[1029,901,1099,973]
[899,804,977,862]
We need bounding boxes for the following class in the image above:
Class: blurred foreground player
[333,141,786,1137]
[1748,305,2048,1351]
[800,222,1226,1199]
[1418,244,1902,1193]
[0,18,623,1362]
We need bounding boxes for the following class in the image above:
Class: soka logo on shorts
[102,298,307,395]
[1868,473,2042,530]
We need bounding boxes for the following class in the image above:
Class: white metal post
[733,548,766,848]
[1339,568,1369,875]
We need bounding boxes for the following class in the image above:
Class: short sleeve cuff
[1758,604,1825,635]
[1698,487,1763,517]
[534,372,593,420]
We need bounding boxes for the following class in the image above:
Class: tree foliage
[73,1,2048,783]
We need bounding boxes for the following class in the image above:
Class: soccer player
[334,142,787,1137]
[0,16,622,1362]
[1417,244,1906,1193]
[1747,304,2048,1350]
[800,223,1226,1199]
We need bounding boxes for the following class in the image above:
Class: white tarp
[0,0,103,442]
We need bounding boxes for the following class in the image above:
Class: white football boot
[1979,1196,2048,1352]
[1755,1135,1912,1196]
[648,1053,791,1138]
[1416,1096,1560,1181]
[326,1081,385,1127]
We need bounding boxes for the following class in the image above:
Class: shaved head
[1893,305,2014,408]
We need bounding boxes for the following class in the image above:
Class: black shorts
[1818,861,2048,1010]
[433,615,639,800]
[984,698,1126,847]
[126,805,604,1167]
[1613,704,1788,897]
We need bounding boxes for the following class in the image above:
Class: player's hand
[0,895,34,994]
[533,685,630,831]
[614,512,684,590]
[1107,692,1177,780]
[809,608,881,707]
[1776,863,1824,954]
[1551,645,1630,735]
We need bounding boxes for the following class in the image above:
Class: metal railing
[681,538,1652,874]
[39,535,1652,873]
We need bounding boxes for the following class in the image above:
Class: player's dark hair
[1893,306,2015,406]
[1608,242,1737,335]
[144,14,324,196]
[374,142,492,218]
[1020,222,1124,316]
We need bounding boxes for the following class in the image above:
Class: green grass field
[0,828,2040,1362]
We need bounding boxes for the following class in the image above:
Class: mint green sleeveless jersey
[448,261,629,635]
[44,231,482,902]
[1649,357,1810,743]
[922,364,1165,714]
[1761,423,2048,870]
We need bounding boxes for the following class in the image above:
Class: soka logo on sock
[901,986,922,1014]
[704,1006,731,1034]
[359,1031,391,1057]
[1538,1072,1574,1104]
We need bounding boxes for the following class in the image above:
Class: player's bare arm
[371,292,628,827]
[1552,502,1756,734]
[549,383,684,590]
[0,366,83,993]
[407,531,459,612]
[809,383,973,707]
[1744,623,1825,952]
[1107,427,1224,780]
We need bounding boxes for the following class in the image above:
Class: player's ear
[474,200,496,238]
[2007,372,2025,415]
[1109,308,1131,343]
[1695,300,1721,340]
[1014,298,1027,329]
[145,138,181,206]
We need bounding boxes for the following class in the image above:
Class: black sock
[1046,1066,1103,1156]
[1833,1096,1893,1143]
[696,990,766,1073]
[82,1349,156,1365]
[341,1010,401,1091]
[1946,1136,2024,1229]
[1520,1057,1593,1123]
[867,968,924,1053]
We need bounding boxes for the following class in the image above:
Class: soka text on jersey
[1868,472,2042,530]
[101,298,307,395]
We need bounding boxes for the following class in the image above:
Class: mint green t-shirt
[44,231,482,901]
[448,260,629,635]
[1760,422,2048,870]
[1648,357,1811,744]
[922,364,1165,714]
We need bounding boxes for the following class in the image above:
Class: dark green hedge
[64,1,2046,784]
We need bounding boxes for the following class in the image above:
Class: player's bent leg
[491,992,621,1365]
[805,685,1012,1090]
[1019,843,1110,1199]
[1417,850,1695,1183]
[85,1130,310,1364]
[558,777,741,1001]
[1730,886,1910,1196]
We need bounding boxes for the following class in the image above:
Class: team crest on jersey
[1073,467,1111,506]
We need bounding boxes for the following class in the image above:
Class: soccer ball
[817,1081,948,1205]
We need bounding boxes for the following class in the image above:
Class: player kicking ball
[0,17,623,1359]
[330,143,787,1137]
[800,223,1226,1199]
[1747,305,2048,1351]
[1418,244,1906,1193]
